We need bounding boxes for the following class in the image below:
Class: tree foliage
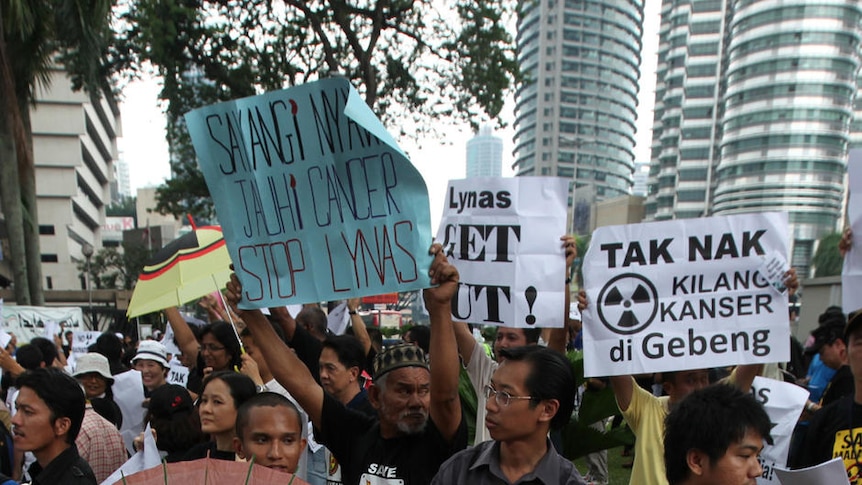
[812,231,844,277]
[114,0,519,221]
[78,242,152,291]
[1,0,115,304]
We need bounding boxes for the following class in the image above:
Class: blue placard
[185,78,433,308]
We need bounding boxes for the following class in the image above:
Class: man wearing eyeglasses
[432,346,586,484]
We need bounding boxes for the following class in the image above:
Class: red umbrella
[111,457,307,484]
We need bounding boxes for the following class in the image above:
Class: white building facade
[32,68,121,290]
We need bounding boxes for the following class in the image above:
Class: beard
[381,402,429,435]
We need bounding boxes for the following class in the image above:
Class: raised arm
[453,321,478,365]
[425,244,463,441]
[547,235,577,353]
[164,307,200,365]
[840,227,853,258]
[225,275,325,427]
[578,288,636,410]
[347,298,371,355]
[269,305,298,342]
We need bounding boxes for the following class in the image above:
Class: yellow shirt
[621,377,670,485]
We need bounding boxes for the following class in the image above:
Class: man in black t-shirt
[227,245,467,485]
[805,317,855,410]
[799,310,862,483]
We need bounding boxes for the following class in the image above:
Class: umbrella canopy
[112,457,306,484]
[126,226,232,318]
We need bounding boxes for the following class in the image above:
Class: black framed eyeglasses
[483,385,535,407]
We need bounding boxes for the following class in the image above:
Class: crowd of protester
[0,229,854,484]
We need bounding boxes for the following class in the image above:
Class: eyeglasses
[483,385,535,407]
[201,344,225,352]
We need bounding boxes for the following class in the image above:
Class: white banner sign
[0,306,84,343]
[751,376,808,483]
[843,149,862,314]
[583,212,791,376]
[435,177,569,327]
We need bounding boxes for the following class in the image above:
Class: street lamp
[82,243,94,329]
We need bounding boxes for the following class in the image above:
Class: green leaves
[115,0,520,221]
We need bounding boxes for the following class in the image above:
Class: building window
[41,254,58,263]
[46,276,53,290]
[38,225,55,235]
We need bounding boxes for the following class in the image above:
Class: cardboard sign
[185,78,434,308]
[843,149,862,314]
[0,306,83,343]
[435,177,569,327]
[751,376,808,483]
[583,212,791,376]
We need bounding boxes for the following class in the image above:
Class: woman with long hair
[180,371,256,461]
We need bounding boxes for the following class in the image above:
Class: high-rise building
[647,0,862,275]
[466,125,503,178]
[513,0,644,232]
[111,151,132,203]
[31,67,121,290]
[632,161,649,197]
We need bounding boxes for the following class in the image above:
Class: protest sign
[71,330,102,355]
[582,212,791,376]
[42,320,60,340]
[843,149,862,314]
[751,376,808,484]
[100,423,161,485]
[775,458,851,485]
[0,305,83,343]
[327,301,351,335]
[435,177,569,327]
[167,363,190,387]
[185,78,433,308]
[113,369,146,454]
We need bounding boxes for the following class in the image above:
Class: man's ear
[233,436,246,459]
[348,366,360,383]
[368,384,382,410]
[686,448,708,477]
[537,399,560,425]
[52,416,71,438]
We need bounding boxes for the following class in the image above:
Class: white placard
[327,302,351,335]
[167,364,189,387]
[112,369,147,454]
[583,212,791,377]
[435,177,569,328]
[42,320,60,340]
[99,423,161,485]
[843,149,862,314]
[160,325,181,357]
[751,376,808,483]
[774,457,851,485]
[0,330,11,350]
[71,330,102,355]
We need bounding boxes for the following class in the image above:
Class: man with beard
[226,245,466,485]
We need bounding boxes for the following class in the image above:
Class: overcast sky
[119,2,660,229]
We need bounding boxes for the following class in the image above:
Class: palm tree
[0,0,114,304]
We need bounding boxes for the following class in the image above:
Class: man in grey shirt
[432,346,585,484]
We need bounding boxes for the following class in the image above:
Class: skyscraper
[466,125,503,178]
[513,0,644,232]
[647,0,862,275]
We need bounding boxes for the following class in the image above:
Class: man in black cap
[797,310,862,482]
[803,309,854,413]
[225,245,466,485]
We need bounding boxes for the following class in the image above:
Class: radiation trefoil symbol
[597,273,658,335]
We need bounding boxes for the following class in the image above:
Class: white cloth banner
[100,423,161,485]
[751,376,808,483]
[328,302,351,335]
[0,306,84,343]
[435,177,569,328]
[843,149,862,314]
[583,212,791,377]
